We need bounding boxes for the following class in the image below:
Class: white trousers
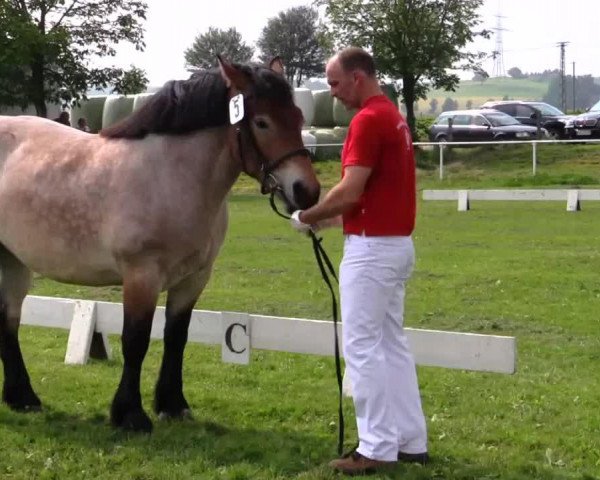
[340,234,427,461]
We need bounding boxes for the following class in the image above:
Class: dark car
[564,98,600,139]
[428,109,546,143]
[480,100,573,139]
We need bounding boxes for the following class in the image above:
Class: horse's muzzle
[293,180,320,211]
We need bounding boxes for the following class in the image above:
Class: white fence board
[64,300,97,365]
[21,295,516,374]
[424,189,600,201]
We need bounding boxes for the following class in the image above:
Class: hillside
[417,77,551,116]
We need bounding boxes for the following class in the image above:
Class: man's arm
[298,166,372,225]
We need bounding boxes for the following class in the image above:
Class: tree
[257,6,331,87]
[507,66,526,79]
[319,0,489,136]
[428,98,438,114]
[543,74,600,111]
[472,67,489,84]
[0,0,147,117]
[184,27,254,71]
[441,97,458,112]
[112,66,149,95]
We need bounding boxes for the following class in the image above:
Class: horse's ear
[269,56,285,75]
[217,55,246,90]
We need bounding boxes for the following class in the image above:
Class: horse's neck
[173,127,243,205]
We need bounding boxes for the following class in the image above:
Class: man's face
[326,58,360,109]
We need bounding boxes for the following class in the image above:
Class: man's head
[325,47,379,110]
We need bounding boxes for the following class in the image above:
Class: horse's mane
[100,64,294,139]
[100,69,229,139]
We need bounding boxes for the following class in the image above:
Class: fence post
[532,142,537,176]
[439,144,444,180]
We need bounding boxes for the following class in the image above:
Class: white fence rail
[305,138,600,180]
[423,188,600,211]
[21,295,516,374]
[420,139,600,180]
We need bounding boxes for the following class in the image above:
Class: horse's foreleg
[154,270,211,419]
[110,264,160,433]
[0,245,39,411]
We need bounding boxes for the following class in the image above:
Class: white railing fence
[21,295,516,375]
[304,139,600,180]
[423,188,600,211]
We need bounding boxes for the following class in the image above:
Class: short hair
[336,47,376,77]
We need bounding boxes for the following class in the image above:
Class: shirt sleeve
[343,112,382,169]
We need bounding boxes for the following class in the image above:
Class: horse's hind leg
[154,270,210,419]
[0,245,40,411]
[110,262,160,433]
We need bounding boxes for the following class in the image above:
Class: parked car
[480,100,574,139]
[428,109,547,143]
[564,98,600,139]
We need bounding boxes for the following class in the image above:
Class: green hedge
[415,116,435,142]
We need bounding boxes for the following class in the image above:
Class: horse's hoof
[117,410,153,433]
[153,392,190,418]
[3,388,42,412]
[7,402,42,413]
[157,408,193,421]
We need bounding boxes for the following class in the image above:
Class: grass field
[417,77,551,115]
[1,147,600,479]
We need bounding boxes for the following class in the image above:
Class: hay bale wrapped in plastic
[294,88,315,126]
[310,128,342,161]
[132,93,155,111]
[380,83,399,105]
[333,126,349,143]
[312,89,335,127]
[301,130,317,155]
[333,97,357,127]
[102,95,135,129]
[70,96,107,133]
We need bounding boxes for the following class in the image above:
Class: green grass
[2,149,600,479]
[417,77,551,115]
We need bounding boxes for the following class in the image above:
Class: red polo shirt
[342,95,416,236]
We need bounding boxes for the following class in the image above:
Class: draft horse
[0,57,320,432]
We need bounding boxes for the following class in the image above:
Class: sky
[103,0,600,87]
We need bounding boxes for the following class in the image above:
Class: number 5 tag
[229,93,244,124]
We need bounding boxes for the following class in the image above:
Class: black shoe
[397,451,429,465]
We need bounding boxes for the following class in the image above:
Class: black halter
[232,93,312,195]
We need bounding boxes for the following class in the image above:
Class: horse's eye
[255,119,269,129]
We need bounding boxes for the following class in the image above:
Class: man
[76,117,91,132]
[53,111,71,126]
[290,47,428,475]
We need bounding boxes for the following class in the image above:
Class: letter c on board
[225,323,247,354]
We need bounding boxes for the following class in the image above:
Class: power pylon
[491,15,507,77]
[557,41,569,111]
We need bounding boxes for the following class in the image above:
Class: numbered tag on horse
[229,94,244,125]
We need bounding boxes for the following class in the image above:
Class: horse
[0,56,320,432]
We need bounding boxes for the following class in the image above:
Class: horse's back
[0,115,121,282]
[0,115,230,289]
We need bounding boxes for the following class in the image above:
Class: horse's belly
[38,263,122,286]
[5,237,121,286]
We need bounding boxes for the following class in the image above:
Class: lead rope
[268,192,345,456]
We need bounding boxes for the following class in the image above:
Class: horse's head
[218,56,320,213]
